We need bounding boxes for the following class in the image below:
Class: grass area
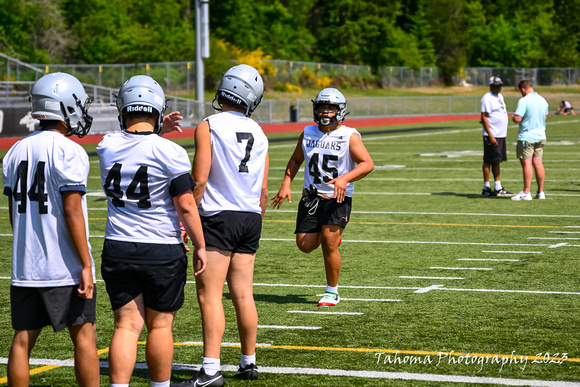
[175,85,580,103]
[1,115,580,385]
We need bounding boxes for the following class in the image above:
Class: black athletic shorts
[11,285,96,332]
[295,194,352,234]
[483,136,507,164]
[101,240,188,312]
[200,211,262,253]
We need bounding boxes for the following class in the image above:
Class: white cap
[489,76,503,85]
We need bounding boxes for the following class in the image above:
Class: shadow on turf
[225,292,310,304]
[432,192,514,199]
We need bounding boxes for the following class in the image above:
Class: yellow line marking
[175,342,580,363]
[264,219,570,229]
[0,348,110,384]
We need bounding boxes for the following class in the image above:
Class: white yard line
[287,311,364,315]
[399,276,464,280]
[430,267,493,271]
[0,358,576,386]
[457,258,520,262]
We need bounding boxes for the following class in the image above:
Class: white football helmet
[29,72,93,137]
[116,75,167,133]
[312,88,347,125]
[214,64,264,117]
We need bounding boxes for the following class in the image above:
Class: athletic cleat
[511,191,532,201]
[535,191,546,199]
[493,188,513,197]
[171,369,225,387]
[481,187,493,196]
[318,292,340,306]
[235,363,258,380]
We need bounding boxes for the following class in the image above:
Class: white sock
[111,384,129,387]
[240,353,256,368]
[484,182,490,188]
[494,181,502,190]
[151,381,170,387]
[326,285,338,294]
[202,357,220,376]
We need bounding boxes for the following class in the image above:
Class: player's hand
[161,111,183,134]
[180,222,191,252]
[270,186,292,209]
[490,136,498,147]
[193,247,207,276]
[327,176,348,203]
[77,267,94,299]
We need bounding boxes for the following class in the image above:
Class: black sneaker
[493,188,513,197]
[481,187,493,196]
[171,369,225,387]
[235,363,258,380]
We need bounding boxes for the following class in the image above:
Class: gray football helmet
[215,64,264,117]
[312,88,347,125]
[116,75,167,133]
[29,72,93,137]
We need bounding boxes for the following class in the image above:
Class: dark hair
[38,120,62,129]
[518,79,532,90]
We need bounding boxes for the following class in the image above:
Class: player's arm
[260,152,269,219]
[174,190,207,275]
[62,191,94,299]
[327,133,374,203]
[191,120,212,205]
[270,132,305,209]
[512,114,522,123]
[481,112,498,147]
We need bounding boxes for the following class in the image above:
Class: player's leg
[296,232,321,252]
[195,247,231,359]
[109,295,146,384]
[68,322,99,387]
[532,156,545,193]
[519,157,534,194]
[320,224,345,288]
[7,329,42,387]
[144,309,177,383]
[227,252,257,357]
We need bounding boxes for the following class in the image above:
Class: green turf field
[1,116,579,386]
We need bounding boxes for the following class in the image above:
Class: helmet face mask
[116,75,167,134]
[214,64,264,117]
[30,73,93,137]
[312,88,347,125]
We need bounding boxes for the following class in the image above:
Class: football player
[174,64,268,386]
[2,72,99,386]
[270,88,374,307]
[97,75,207,387]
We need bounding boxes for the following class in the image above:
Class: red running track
[0,114,480,150]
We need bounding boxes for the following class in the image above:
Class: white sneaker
[535,191,546,199]
[318,292,340,306]
[511,191,532,201]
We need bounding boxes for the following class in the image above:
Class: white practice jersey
[302,124,360,197]
[199,111,268,216]
[97,131,193,244]
[2,130,95,287]
[481,91,508,137]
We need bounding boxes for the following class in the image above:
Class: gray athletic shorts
[11,285,96,332]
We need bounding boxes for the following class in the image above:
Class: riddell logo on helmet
[32,113,46,119]
[126,105,153,113]
[220,91,242,106]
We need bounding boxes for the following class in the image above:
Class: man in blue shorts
[511,79,549,201]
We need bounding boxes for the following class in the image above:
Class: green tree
[424,0,484,85]
[210,0,315,61]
